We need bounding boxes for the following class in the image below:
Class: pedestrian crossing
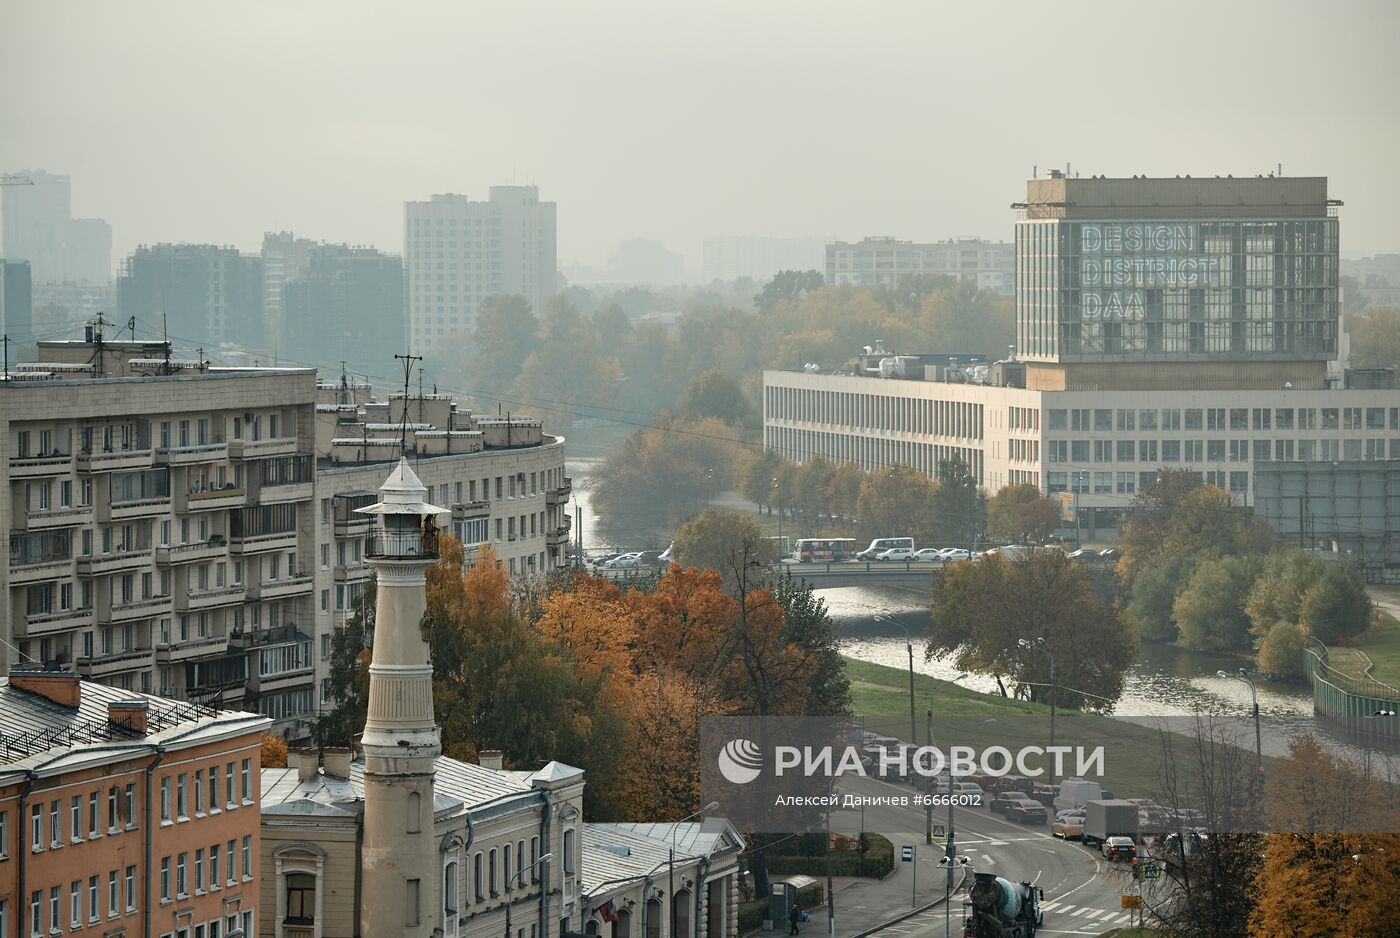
[1038,899,1139,928]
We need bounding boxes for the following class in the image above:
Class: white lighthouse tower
[357,457,447,937]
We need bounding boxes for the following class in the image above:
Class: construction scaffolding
[1254,459,1400,582]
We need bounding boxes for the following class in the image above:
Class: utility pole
[393,352,422,454]
[925,708,934,845]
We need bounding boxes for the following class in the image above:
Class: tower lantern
[355,457,447,937]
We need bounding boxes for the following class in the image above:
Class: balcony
[228,623,301,649]
[546,526,570,548]
[108,594,173,623]
[253,666,315,694]
[545,477,573,507]
[106,495,173,521]
[9,555,71,585]
[228,437,298,459]
[229,529,298,554]
[176,584,246,612]
[77,547,152,576]
[155,537,228,565]
[155,633,229,663]
[76,447,153,472]
[179,485,247,512]
[256,480,314,505]
[22,606,95,637]
[333,563,372,583]
[332,492,377,535]
[246,574,313,601]
[26,505,94,531]
[453,499,491,520]
[76,646,155,678]
[9,453,73,478]
[154,441,228,466]
[9,531,72,584]
[333,513,372,538]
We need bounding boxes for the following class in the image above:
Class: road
[834,773,1143,936]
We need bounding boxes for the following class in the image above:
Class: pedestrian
[789,902,800,936]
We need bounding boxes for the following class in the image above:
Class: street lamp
[936,856,970,938]
[1019,638,1057,787]
[1362,709,1397,779]
[504,852,554,938]
[705,468,714,506]
[670,801,719,938]
[877,614,917,745]
[1218,668,1263,813]
[771,477,783,541]
[1074,470,1088,548]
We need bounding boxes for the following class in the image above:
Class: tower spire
[356,457,446,937]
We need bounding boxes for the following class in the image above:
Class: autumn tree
[677,368,756,427]
[314,583,375,746]
[791,456,837,529]
[470,294,539,394]
[773,574,851,716]
[670,509,776,593]
[856,466,935,544]
[516,296,623,426]
[986,483,1062,544]
[928,551,1137,709]
[1127,552,1200,642]
[928,457,985,547]
[739,449,789,511]
[755,269,825,313]
[261,734,289,768]
[825,463,864,524]
[1172,555,1261,651]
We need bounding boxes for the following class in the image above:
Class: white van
[857,537,915,560]
[1053,777,1103,815]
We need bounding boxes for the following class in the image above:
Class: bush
[739,900,767,934]
[762,834,893,879]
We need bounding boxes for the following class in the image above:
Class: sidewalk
[768,837,965,938]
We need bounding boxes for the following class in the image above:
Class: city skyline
[3,1,1399,273]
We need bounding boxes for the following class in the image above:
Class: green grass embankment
[844,656,1271,801]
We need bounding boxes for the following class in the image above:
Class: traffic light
[1131,859,1142,881]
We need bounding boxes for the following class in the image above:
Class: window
[108,787,118,831]
[108,870,118,917]
[30,805,41,852]
[210,843,220,887]
[87,877,97,922]
[1229,409,1248,431]
[177,774,188,819]
[29,892,39,938]
[49,799,60,847]
[161,857,172,900]
[125,784,136,828]
[227,841,236,885]
[1116,472,1136,495]
[530,836,539,882]
[195,770,205,815]
[226,762,236,807]
[489,848,499,896]
[504,843,513,890]
[242,835,251,879]
[196,848,205,892]
[286,873,316,925]
[69,881,80,928]
[406,879,421,928]
[1138,440,1157,463]
[1047,409,1067,430]
[126,865,136,912]
[177,853,188,898]
[241,759,251,802]
[474,852,484,901]
[1115,409,1135,431]
[161,779,171,821]
[563,828,576,874]
[445,861,460,917]
[0,811,6,858]
[1184,409,1203,431]
[1093,409,1112,432]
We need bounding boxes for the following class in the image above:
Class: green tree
[792,456,837,529]
[1173,555,1260,651]
[929,457,985,547]
[856,466,936,544]
[918,279,1015,357]
[1127,552,1201,642]
[755,270,824,313]
[677,368,756,427]
[516,296,623,426]
[313,584,375,746]
[928,551,1137,710]
[986,483,1062,544]
[774,574,851,716]
[470,294,539,393]
[1300,563,1372,644]
[825,463,864,524]
[740,449,790,510]
[1256,620,1306,680]
[671,509,776,592]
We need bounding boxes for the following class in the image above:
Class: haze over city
[4,0,1400,272]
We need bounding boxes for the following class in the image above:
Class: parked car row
[588,546,673,569]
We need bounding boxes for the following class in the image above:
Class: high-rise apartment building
[282,244,404,372]
[1,328,319,737]
[826,236,1015,296]
[0,260,32,352]
[260,232,316,350]
[404,187,556,347]
[0,170,111,284]
[117,244,264,351]
[766,174,1400,554]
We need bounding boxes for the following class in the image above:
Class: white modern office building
[405,187,557,346]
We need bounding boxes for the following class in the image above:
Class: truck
[1052,778,1102,815]
[856,537,914,560]
[963,872,1043,938]
[1081,799,1139,848]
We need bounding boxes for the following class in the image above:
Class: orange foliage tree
[261,734,289,768]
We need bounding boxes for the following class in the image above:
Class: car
[1099,548,1120,560]
[1052,813,1086,839]
[605,552,643,568]
[876,547,915,562]
[952,781,984,798]
[941,548,972,562]
[635,549,665,566]
[1006,801,1048,825]
[1068,548,1099,560]
[989,792,1037,816]
[590,553,621,567]
[1101,836,1138,862]
[857,537,915,560]
[914,548,944,562]
[657,544,674,565]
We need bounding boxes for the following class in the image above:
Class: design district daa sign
[1079,223,1229,321]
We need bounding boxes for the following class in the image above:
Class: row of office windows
[158,837,253,904]
[766,387,985,441]
[0,785,138,859]
[159,759,254,823]
[20,867,137,937]
[1048,406,1400,433]
[1047,437,1397,464]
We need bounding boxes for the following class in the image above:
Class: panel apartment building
[1,331,320,737]
[405,187,556,347]
[767,174,1400,540]
[825,236,1015,295]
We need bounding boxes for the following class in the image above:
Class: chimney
[8,667,81,708]
[107,699,149,735]
[322,747,352,780]
[287,747,320,782]
[479,750,504,771]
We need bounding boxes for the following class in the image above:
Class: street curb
[844,868,971,938]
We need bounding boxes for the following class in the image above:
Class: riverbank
[844,656,1274,801]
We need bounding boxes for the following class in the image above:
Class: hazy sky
[4,0,1398,272]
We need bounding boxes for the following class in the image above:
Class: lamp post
[877,614,917,745]
[1019,638,1057,787]
[771,477,783,541]
[936,856,970,938]
[1218,668,1262,812]
[505,852,553,938]
[705,468,714,506]
[1362,709,1397,780]
[1074,470,1088,548]
[669,802,719,938]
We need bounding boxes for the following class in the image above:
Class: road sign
[931,825,946,841]
[901,845,913,862]
[1142,863,1160,880]
[1121,895,1142,910]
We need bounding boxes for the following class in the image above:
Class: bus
[793,538,858,562]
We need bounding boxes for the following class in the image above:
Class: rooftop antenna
[417,366,425,423]
[393,352,422,454]
[125,315,136,340]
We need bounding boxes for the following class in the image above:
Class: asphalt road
[834,774,1145,936]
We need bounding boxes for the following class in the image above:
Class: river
[566,461,1389,766]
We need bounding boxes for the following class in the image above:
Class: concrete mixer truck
[962,872,1043,938]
